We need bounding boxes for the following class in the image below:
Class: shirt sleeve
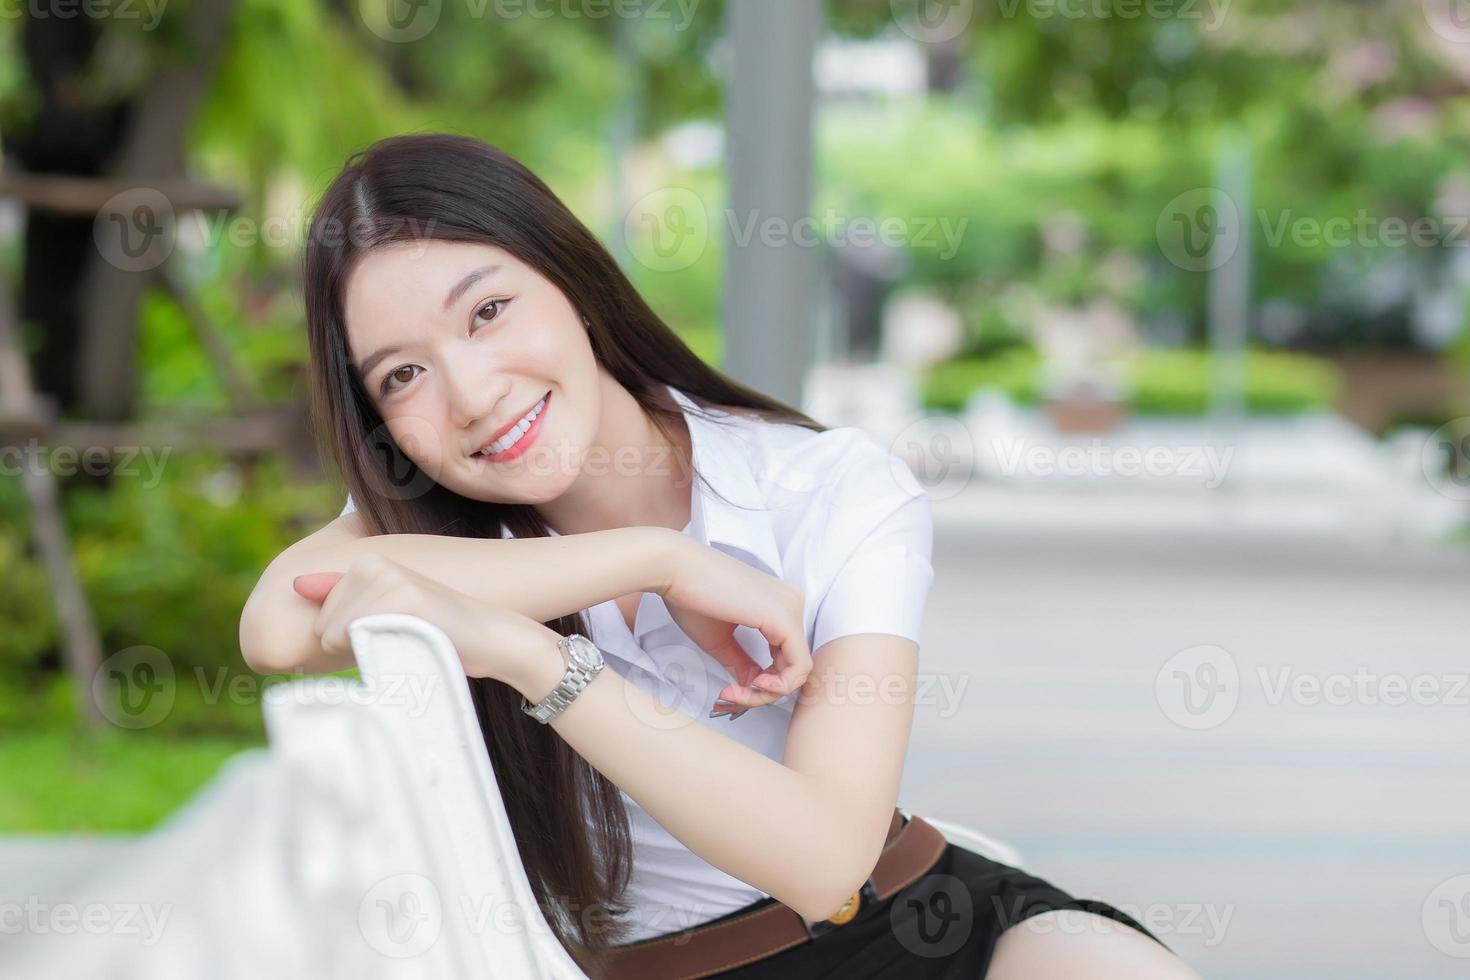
[339,493,356,517]
[809,445,935,653]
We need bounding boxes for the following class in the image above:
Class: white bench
[0,614,1021,978]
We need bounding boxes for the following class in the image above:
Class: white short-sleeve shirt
[339,383,934,941]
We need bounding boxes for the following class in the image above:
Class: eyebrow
[442,264,502,313]
[354,344,404,385]
[353,264,505,384]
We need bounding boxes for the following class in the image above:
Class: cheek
[514,323,568,368]
[518,308,592,368]
[384,412,453,478]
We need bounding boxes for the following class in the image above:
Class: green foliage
[920,347,1342,416]
[621,166,728,359]
[0,454,344,736]
[136,290,228,411]
[0,523,57,673]
[70,458,331,678]
[1127,347,1342,416]
[0,17,30,130]
[0,671,82,732]
[1449,290,1470,389]
[196,0,417,201]
[922,346,1044,409]
[816,38,1470,350]
[136,275,309,412]
[816,100,1213,319]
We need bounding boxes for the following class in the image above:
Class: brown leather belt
[597,810,949,980]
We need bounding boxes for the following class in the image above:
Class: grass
[0,728,259,834]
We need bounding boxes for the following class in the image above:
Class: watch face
[567,634,604,670]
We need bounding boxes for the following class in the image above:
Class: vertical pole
[1209,133,1251,425]
[0,279,105,730]
[722,0,822,405]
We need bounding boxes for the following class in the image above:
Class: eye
[380,364,421,396]
[472,297,511,330]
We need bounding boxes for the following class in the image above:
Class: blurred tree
[3,14,130,416]
[3,0,235,422]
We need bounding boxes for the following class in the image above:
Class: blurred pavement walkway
[903,484,1470,979]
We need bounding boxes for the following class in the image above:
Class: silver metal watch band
[520,634,604,724]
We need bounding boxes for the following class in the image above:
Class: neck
[537,376,694,536]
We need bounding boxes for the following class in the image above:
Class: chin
[453,470,567,507]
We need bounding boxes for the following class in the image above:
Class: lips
[473,391,550,458]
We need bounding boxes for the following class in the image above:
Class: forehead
[341,239,520,348]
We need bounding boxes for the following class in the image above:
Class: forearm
[508,639,875,922]
[310,525,677,619]
[241,523,680,675]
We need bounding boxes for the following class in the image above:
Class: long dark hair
[302,132,824,966]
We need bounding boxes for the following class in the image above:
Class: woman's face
[342,239,602,504]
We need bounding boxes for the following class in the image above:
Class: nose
[442,355,505,434]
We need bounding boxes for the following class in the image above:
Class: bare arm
[507,630,919,922]
[239,511,679,675]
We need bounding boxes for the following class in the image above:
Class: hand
[656,537,812,712]
[292,553,557,686]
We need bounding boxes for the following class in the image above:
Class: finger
[698,632,789,709]
[318,586,388,660]
[752,627,811,694]
[293,571,344,604]
[741,674,800,709]
[749,672,787,694]
[311,569,361,654]
[715,682,780,709]
[713,620,811,707]
[716,665,791,708]
[761,655,812,694]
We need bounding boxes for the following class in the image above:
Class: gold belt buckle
[827,890,861,926]
[805,878,878,938]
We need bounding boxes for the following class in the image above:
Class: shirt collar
[498,384,783,579]
[667,384,783,579]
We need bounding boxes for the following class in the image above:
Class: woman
[239,133,1200,979]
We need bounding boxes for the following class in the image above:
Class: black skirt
[706,840,1172,979]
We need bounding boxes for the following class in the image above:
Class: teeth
[479,396,546,456]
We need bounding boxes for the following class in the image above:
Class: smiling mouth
[473,391,550,460]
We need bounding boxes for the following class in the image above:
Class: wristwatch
[520,633,605,724]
